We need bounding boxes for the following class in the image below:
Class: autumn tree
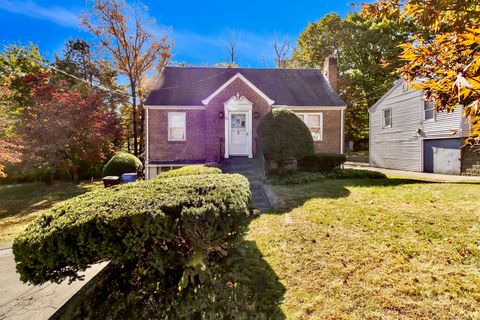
[0,45,49,117]
[17,77,123,183]
[54,38,128,148]
[0,45,48,177]
[291,13,412,147]
[362,0,480,147]
[82,0,171,157]
[0,87,21,178]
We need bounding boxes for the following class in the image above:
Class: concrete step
[223,169,263,175]
[221,157,270,212]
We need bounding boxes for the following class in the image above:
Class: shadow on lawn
[0,182,97,220]
[271,177,443,212]
[60,239,286,320]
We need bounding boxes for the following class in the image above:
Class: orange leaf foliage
[362,0,480,146]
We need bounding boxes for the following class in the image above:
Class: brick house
[145,56,346,179]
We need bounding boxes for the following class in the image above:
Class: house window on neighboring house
[297,113,323,141]
[383,108,392,128]
[424,101,435,121]
[168,112,186,141]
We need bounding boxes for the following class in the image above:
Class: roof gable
[145,67,346,107]
[369,80,407,113]
[201,73,275,105]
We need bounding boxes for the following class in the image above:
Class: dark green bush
[259,108,314,164]
[102,152,142,177]
[13,173,251,288]
[156,165,222,179]
[60,241,285,320]
[269,169,386,185]
[299,153,347,172]
[269,172,325,185]
[325,169,387,179]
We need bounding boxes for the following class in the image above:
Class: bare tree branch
[225,32,239,66]
[273,33,291,68]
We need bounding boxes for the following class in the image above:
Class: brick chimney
[323,55,338,92]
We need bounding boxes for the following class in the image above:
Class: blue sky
[0,0,361,67]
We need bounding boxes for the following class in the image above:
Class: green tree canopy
[291,13,413,144]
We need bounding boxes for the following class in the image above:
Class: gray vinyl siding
[369,81,464,172]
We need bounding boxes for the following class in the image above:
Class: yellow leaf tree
[362,0,480,147]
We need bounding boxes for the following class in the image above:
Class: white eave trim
[201,73,275,106]
[145,105,206,110]
[274,105,347,110]
[369,79,404,113]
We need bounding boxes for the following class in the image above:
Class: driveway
[0,242,106,320]
[345,162,480,182]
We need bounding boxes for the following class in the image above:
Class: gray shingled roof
[145,67,346,107]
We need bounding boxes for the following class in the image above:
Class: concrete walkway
[0,242,106,320]
[222,157,272,212]
[345,162,480,182]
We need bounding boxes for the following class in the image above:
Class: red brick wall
[205,78,272,161]
[294,110,342,153]
[147,81,344,163]
[148,109,207,162]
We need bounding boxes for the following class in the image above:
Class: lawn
[248,177,480,319]
[5,176,480,319]
[0,181,102,243]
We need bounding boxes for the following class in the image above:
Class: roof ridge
[165,66,323,71]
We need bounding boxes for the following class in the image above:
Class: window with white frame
[297,113,323,141]
[168,112,186,141]
[383,108,392,128]
[424,101,435,121]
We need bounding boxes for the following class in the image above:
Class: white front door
[229,112,249,156]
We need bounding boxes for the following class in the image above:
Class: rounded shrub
[259,108,314,164]
[13,172,251,288]
[102,152,142,177]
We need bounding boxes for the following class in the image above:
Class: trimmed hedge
[259,108,314,163]
[102,152,142,177]
[156,165,222,179]
[325,169,387,179]
[269,169,387,185]
[299,153,347,172]
[13,173,251,287]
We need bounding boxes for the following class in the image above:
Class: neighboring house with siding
[369,80,480,175]
[144,57,346,179]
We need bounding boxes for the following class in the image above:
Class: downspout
[145,107,149,179]
[340,108,345,154]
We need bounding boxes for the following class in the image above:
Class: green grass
[12,176,480,319]
[0,181,102,243]
[247,178,480,319]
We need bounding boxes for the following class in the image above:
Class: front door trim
[224,94,253,158]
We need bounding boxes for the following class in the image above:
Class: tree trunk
[72,167,79,184]
[130,79,138,157]
[139,98,145,158]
